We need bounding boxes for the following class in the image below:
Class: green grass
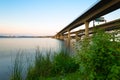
[38,72,81,80]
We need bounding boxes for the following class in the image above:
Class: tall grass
[10,48,79,80]
[26,48,53,80]
[10,51,23,80]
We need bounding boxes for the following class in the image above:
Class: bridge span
[55,0,120,41]
[63,18,120,39]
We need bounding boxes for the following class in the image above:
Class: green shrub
[75,30,120,80]
[52,50,79,75]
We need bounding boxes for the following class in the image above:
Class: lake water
[0,38,64,80]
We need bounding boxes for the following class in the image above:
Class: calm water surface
[0,38,64,80]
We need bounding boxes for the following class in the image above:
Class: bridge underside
[55,0,120,43]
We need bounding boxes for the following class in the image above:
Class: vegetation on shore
[75,30,120,80]
[10,30,120,80]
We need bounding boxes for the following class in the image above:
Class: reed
[10,48,79,80]
[10,51,23,80]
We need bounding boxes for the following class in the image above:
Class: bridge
[55,0,120,41]
[63,18,120,39]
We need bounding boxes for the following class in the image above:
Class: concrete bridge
[63,18,120,40]
[55,0,120,41]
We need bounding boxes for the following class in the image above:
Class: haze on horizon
[0,0,120,36]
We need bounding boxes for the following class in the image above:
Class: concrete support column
[68,30,71,41]
[60,34,64,40]
[57,35,60,39]
[85,21,89,37]
[67,30,71,46]
[55,36,57,39]
[75,33,79,41]
[56,35,58,39]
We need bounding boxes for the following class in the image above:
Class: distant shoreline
[0,36,53,38]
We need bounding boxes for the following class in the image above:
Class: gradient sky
[0,0,120,36]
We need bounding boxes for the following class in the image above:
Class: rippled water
[0,38,64,80]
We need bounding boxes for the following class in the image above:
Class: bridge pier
[67,30,71,46]
[75,33,80,41]
[55,35,57,39]
[60,34,64,40]
[85,21,89,37]
[57,35,60,39]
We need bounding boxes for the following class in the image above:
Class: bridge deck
[56,0,120,36]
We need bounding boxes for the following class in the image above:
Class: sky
[0,0,120,36]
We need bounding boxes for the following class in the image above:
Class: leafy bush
[75,30,120,80]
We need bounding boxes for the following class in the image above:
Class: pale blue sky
[0,0,119,36]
